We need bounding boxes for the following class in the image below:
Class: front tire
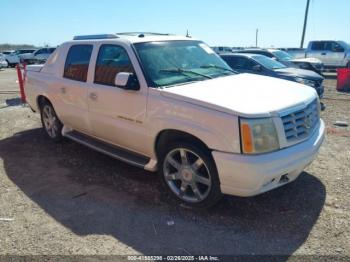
[159,141,222,208]
[40,101,63,142]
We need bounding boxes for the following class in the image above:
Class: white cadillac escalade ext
[25,33,325,208]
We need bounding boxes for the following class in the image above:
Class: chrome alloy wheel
[163,148,212,203]
[42,105,58,138]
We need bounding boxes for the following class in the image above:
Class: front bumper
[212,120,325,197]
[316,84,324,98]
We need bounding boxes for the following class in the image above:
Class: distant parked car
[304,41,350,69]
[0,54,8,69]
[235,48,324,75]
[212,46,233,53]
[282,41,350,70]
[15,49,37,64]
[26,47,56,64]
[2,50,20,67]
[221,53,324,98]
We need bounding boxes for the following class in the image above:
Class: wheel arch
[36,95,52,110]
[154,129,211,159]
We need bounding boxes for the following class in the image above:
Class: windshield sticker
[199,43,215,54]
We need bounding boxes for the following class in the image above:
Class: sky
[0,0,349,48]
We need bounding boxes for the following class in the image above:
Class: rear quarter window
[63,45,93,82]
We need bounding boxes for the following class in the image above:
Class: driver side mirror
[252,65,262,72]
[299,63,309,69]
[333,46,344,52]
[114,72,140,90]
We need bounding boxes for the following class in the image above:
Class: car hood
[291,57,323,65]
[18,53,34,59]
[274,67,323,81]
[160,73,317,118]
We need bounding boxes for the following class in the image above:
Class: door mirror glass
[114,72,140,90]
[252,64,262,72]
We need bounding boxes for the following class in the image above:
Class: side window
[324,42,332,51]
[262,52,274,58]
[35,49,44,55]
[327,42,344,52]
[242,59,257,70]
[64,45,93,82]
[222,57,241,69]
[94,45,135,86]
[311,42,325,51]
[223,56,252,70]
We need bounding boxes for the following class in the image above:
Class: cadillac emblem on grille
[305,116,312,129]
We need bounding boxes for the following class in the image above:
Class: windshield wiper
[200,64,238,74]
[159,68,213,79]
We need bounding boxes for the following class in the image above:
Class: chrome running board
[64,130,151,169]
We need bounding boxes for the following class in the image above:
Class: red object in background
[16,64,26,103]
[337,68,350,91]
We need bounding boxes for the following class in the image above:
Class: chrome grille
[281,99,319,142]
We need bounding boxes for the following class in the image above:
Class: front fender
[147,92,241,157]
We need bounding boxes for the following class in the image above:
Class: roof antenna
[186,29,191,38]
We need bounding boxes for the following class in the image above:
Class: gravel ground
[0,68,349,260]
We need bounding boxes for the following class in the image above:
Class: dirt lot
[0,68,349,259]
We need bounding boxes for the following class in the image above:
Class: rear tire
[158,141,222,208]
[40,101,63,142]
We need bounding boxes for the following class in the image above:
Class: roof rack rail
[73,34,119,40]
[116,32,171,38]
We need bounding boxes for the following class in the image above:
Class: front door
[87,44,149,155]
[324,41,346,67]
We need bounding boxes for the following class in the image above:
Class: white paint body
[24,35,325,197]
[0,54,8,68]
[2,51,20,65]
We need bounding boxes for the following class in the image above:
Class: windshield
[339,41,350,49]
[134,40,234,87]
[253,55,287,70]
[271,50,293,61]
[15,50,35,55]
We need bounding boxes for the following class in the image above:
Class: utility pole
[300,0,311,48]
[255,29,259,47]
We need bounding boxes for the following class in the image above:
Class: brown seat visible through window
[94,45,135,86]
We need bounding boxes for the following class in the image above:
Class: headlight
[240,118,280,154]
[295,77,316,87]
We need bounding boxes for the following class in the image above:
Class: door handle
[89,92,98,101]
[60,87,66,94]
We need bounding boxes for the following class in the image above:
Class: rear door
[58,44,93,133]
[307,41,330,65]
